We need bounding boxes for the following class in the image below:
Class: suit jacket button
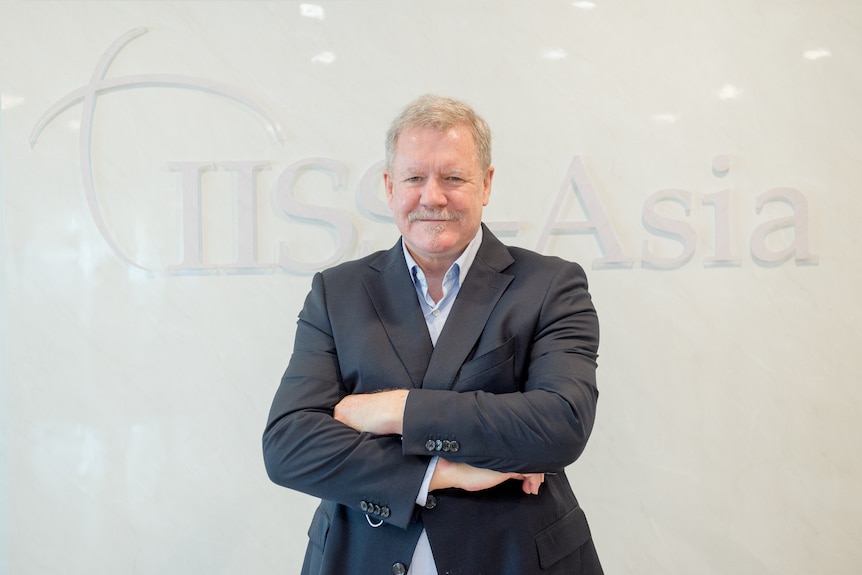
[360,500,368,512]
[441,440,451,452]
[449,440,460,452]
[435,439,443,451]
[373,504,382,516]
[425,439,436,452]
[381,506,391,518]
[424,494,437,509]
[392,562,407,575]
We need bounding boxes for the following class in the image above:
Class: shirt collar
[402,226,484,288]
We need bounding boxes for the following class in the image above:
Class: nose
[420,177,447,207]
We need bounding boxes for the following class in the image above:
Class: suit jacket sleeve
[401,256,600,474]
[262,270,431,530]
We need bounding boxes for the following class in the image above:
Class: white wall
[2,1,860,573]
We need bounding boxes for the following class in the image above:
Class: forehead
[392,125,479,167]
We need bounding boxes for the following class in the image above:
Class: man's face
[385,124,493,271]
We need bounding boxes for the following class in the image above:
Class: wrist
[389,389,409,435]
[429,458,455,491]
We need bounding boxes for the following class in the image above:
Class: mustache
[407,210,462,223]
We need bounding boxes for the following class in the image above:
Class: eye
[405,176,423,183]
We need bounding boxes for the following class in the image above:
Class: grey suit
[263,224,603,574]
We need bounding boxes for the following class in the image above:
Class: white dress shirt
[401,227,483,575]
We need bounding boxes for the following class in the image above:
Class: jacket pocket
[456,336,517,392]
[534,506,592,569]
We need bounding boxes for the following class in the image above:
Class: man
[263,94,603,574]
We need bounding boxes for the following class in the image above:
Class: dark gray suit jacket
[263,225,603,574]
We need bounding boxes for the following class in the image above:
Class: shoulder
[497,243,589,284]
[317,243,400,282]
[478,225,587,278]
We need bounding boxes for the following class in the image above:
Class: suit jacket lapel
[421,226,515,391]
[363,240,434,389]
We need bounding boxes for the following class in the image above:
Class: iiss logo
[29,27,284,273]
[30,29,818,274]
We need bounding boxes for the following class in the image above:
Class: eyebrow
[399,166,425,176]
[399,166,467,176]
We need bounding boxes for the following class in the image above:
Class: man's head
[384,95,495,273]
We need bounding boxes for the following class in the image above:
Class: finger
[521,475,539,495]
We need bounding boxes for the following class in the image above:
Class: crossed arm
[333,388,546,495]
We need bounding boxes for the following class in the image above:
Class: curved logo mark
[29,27,284,271]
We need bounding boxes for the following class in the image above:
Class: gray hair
[385,94,492,170]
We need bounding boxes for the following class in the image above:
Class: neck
[413,256,456,280]
[407,251,457,304]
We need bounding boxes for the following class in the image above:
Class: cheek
[391,193,417,215]
[387,191,402,213]
[466,198,486,218]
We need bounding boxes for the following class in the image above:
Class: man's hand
[430,458,545,495]
[519,472,546,495]
[333,389,409,435]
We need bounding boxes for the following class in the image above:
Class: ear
[482,166,494,206]
[384,171,394,205]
